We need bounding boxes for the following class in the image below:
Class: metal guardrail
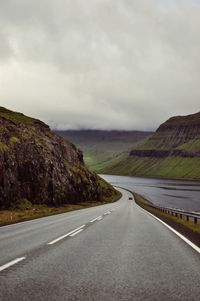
[114,185,200,225]
[140,202,200,224]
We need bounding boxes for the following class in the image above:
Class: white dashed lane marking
[70,229,84,237]
[90,216,102,223]
[48,207,117,245]
[0,257,26,272]
[47,225,85,245]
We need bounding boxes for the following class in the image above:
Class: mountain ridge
[55,129,153,172]
[101,112,200,180]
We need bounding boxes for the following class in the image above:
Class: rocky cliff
[132,112,200,156]
[0,107,118,209]
[102,112,200,180]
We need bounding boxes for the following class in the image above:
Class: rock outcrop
[130,112,200,158]
[0,107,118,209]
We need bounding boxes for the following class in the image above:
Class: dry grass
[0,197,121,227]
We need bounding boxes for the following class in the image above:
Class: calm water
[101,174,200,212]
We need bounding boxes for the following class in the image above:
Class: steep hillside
[55,130,153,172]
[103,112,200,180]
[132,111,200,153]
[0,107,119,209]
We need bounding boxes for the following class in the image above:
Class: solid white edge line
[47,225,85,245]
[90,216,102,223]
[69,229,84,237]
[137,204,200,254]
[0,257,26,272]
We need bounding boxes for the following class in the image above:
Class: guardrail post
[180,214,182,219]
[186,216,189,222]
[194,217,197,224]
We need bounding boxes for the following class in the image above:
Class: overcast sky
[0,0,200,130]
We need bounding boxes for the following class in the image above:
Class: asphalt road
[0,188,200,301]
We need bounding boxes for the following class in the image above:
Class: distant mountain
[102,112,200,180]
[55,130,153,173]
[0,107,119,209]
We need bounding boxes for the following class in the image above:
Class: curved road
[0,188,200,300]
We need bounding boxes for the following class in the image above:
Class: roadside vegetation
[0,189,122,227]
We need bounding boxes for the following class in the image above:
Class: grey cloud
[0,0,200,130]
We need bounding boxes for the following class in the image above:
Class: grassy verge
[134,193,200,235]
[0,191,122,227]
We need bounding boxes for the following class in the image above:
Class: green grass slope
[55,130,153,173]
[103,112,200,180]
[103,156,200,180]
[176,138,200,152]
[0,106,41,125]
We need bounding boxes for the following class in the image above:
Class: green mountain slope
[55,130,153,172]
[102,112,200,180]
